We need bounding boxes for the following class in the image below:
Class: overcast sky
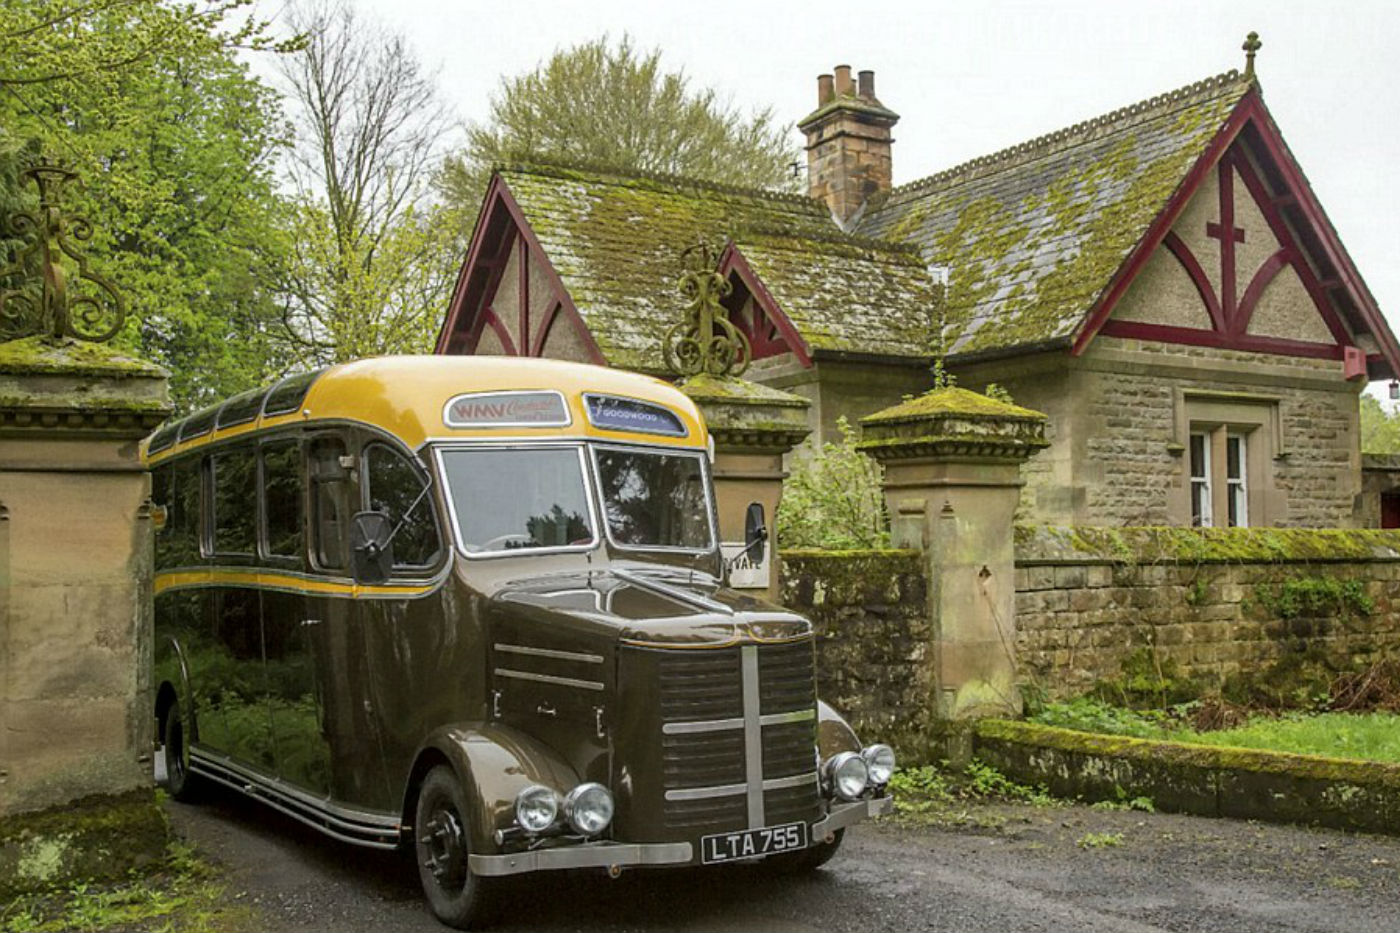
[326,0,1400,384]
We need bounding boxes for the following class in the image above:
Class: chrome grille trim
[664,782,747,802]
[742,645,764,828]
[493,668,604,691]
[493,643,604,664]
[661,708,815,735]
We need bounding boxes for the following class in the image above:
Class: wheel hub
[422,807,467,887]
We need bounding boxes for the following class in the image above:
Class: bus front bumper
[467,796,893,877]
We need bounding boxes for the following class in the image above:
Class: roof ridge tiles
[735,226,924,256]
[494,157,821,209]
[888,69,1248,200]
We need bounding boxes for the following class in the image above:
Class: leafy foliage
[0,0,296,411]
[440,34,800,214]
[777,417,888,549]
[1253,576,1374,620]
[1360,393,1400,454]
[273,0,464,365]
[888,760,1054,822]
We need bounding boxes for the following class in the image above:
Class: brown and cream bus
[144,356,894,928]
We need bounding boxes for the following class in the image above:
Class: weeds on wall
[777,416,889,549]
[1253,576,1374,620]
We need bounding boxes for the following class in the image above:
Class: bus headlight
[563,782,614,836]
[862,744,896,786]
[515,785,559,833]
[825,751,869,801]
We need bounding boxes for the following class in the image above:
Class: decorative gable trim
[435,175,605,365]
[1075,89,1400,379]
[716,243,814,368]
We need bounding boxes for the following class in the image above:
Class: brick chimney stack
[798,64,899,226]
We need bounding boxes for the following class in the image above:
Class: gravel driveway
[167,785,1400,932]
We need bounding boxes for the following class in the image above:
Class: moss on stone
[863,386,1046,424]
[977,718,1400,787]
[0,336,164,378]
[0,788,170,899]
[1016,524,1400,564]
[679,374,809,406]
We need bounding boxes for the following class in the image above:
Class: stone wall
[779,528,1400,746]
[1015,525,1400,697]
[779,549,935,754]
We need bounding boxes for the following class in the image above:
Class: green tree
[778,418,888,550]
[0,0,296,411]
[441,35,800,212]
[274,0,462,364]
[1361,393,1400,454]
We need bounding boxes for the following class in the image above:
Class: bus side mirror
[350,511,394,585]
[743,502,767,565]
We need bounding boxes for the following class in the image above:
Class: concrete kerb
[974,719,1400,835]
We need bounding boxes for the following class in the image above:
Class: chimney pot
[833,65,853,97]
[857,70,875,100]
[817,73,834,105]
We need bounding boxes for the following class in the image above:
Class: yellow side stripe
[154,568,437,599]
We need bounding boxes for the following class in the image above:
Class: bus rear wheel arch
[158,687,200,802]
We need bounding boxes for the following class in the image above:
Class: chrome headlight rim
[862,743,897,786]
[825,750,869,802]
[514,784,559,834]
[562,782,614,837]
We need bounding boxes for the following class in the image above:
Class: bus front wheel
[414,765,496,930]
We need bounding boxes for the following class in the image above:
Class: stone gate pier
[0,336,170,893]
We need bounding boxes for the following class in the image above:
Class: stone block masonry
[1015,525,1400,697]
[779,525,1400,760]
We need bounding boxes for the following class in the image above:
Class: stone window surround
[1169,389,1283,527]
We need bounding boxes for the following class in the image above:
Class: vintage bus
[144,356,894,928]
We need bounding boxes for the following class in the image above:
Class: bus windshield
[592,447,713,551]
[439,447,595,554]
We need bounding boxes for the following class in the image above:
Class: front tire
[414,765,496,930]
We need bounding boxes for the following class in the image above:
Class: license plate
[700,821,809,864]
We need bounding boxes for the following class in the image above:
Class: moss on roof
[497,163,938,369]
[858,71,1253,360]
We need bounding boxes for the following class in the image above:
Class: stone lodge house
[434,54,1400,531]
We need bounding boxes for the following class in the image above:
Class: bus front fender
[413,723,580,854]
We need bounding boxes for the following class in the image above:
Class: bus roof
[144,356,708,463]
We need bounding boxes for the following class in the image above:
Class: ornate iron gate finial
[663,241,750,378]
[0,159,127,343]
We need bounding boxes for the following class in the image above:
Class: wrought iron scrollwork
[663,241,750,378]
[0,161,126,343]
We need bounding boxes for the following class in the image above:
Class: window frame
[258,433,307,567]
[207,444,259,560]
[432,441,601,561]
[307,432,352,574]
[1226,432,1249,528]
[359,439,445,574]
[589,441,718,555]
[1189,431,1213,528]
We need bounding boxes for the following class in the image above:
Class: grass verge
[1032,698,1400,763]
[0,838,256,933]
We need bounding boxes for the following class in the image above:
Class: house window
[1189,432,1212,527]
[1226,433,1248,528]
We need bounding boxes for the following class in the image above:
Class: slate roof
[858,70,1253,360]
[496,164,939,369]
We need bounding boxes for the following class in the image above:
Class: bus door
[355,439,455,798]
[303,432,393,810]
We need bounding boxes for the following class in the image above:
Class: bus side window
[363,442,441,570]
[261,439,305,563]
[152,463,173,570]
[211,446,258,557]
[309,437,348,571]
